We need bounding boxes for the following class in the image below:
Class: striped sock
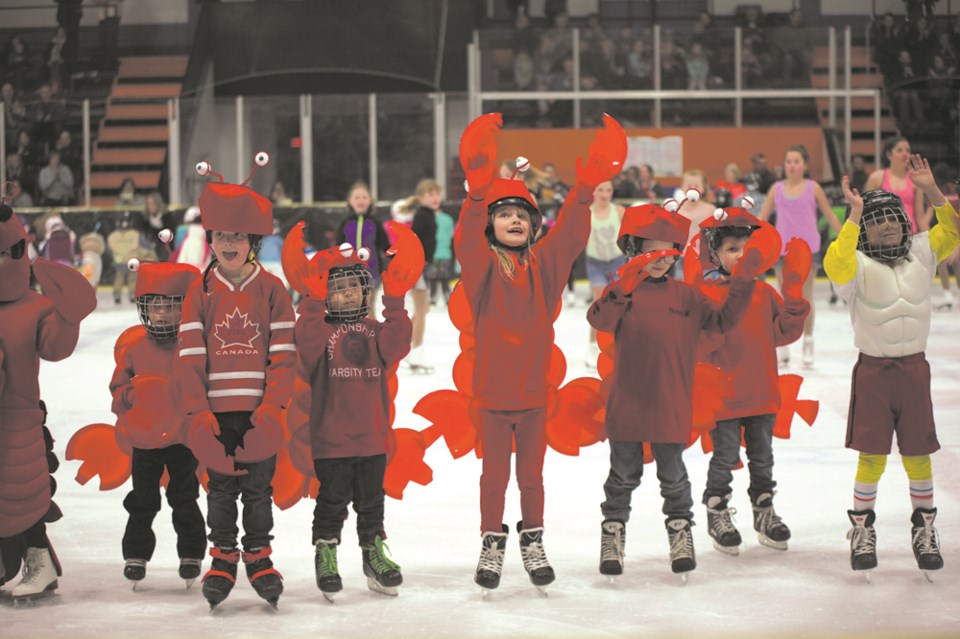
[853,481,878,511]
[909,479,934,510]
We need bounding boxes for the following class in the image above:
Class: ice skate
[401,345,435,375]
[846,509,878,581]
[933,291,955,312]
[179,558,202,589]
[801,336,814,368]
[666,518,696,583]
[565,289,577,307]
[243,546,284,609]
[706,495,741,556]
[586,342,600,371]
[475,525,508,595]
[910,507,943,582]
[777,346,790,368]
[518,523,555,595]
[361,535,402,597]
[314,539,343,602]
[599,519,625,580]
[752,493,790,550]
[124,558,147,589]
[201,547,239,610]
[12,548,59,607]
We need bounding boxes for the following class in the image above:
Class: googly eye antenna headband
[196,151,270,185]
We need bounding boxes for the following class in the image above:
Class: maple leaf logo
[213,307,262,349]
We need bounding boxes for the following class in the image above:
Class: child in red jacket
[294,240,416,601]
[587,202,763,581]
[696,207,809,556]
[177,154,295,609]
[457,112,626,593]
[110,259,206,586]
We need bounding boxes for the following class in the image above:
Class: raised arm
[908,154,959,261]
[823,176,863,286]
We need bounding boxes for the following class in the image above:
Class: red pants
[479,407,547,533]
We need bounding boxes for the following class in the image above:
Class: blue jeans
[601,440,693,524]
[703,413,777,503]
[206,448,277,552]
[312,454,387,545]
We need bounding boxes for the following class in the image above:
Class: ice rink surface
[5,280,959,639]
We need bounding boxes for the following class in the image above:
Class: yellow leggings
[855,453,932,483]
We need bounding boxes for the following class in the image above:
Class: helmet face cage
[326,264,373,323]
[137,294,184,342]
[486,198,542,245]
[858,193,912,264]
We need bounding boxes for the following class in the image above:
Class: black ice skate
[475,525,508,594]
[666,518,696,583]
[201,547,239,610]
[752,492,790,550]
[361,535,402,597]
[314,539,343,602]
[517,522,555,595]
[846,509,878,582]
[910,507,943,581]
[599,519,625,579]
[178,558,202,589]
[124,558,147,589]
[706,495,741,556]
[11,547,60,607]
[243,546,284,608]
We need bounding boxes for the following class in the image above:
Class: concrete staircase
[90,56,187,207]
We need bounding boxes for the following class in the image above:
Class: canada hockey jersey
[177,264,296,415]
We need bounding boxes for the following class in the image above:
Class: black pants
[312,455,387,545]
[122,445,206,561]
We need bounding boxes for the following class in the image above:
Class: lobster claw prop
[66,423,132,490]
[575,113,627,188]
[459,112,503,194]
[33,258,98,324]
[382,221,425,297]
[781,238,813,301]
[282,221,328,299]
[614,249,680,295]
[124,375,186,448]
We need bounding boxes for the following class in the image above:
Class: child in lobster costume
[177,153,296,609]
[286,222,421,600]
[0,191,97,603]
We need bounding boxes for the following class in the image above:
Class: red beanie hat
[617,204,691,251]
[196,152,273,236]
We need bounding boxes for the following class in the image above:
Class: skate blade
[922,570,936,584]
[12,586,59,608]
[757,533,788,551]
[679,573,690,586]
[535,585,549,597]
[322,591,338,603]
[855,569,875,585]
[712,540,740,556]
[184,579,196,590]
[606,575,618,584]
[366,578,398,597]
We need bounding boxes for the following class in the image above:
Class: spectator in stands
[582,13,607,53]
[6,154,26,192]
[613,165,642,199]
[504,0,530,19]
[776,9,813,87]
[660,31,687,90]
[927,54,953,121]
[2,82,28,136]
[598,39,627,90]
[9,179,33,208]
[687,42,709,91]
[30,84,65,151]
[270,181,293,206]
[56,0,83,72]
[513,49,535,90]
[116,177,142,209]
[910,15,936,76]
[627,40,653,89]
[3,34,32,91]
[872,13,903,77]
[14,129,40,183]
[512,12,537,56]
[638,164,667,200]
[546,11,572,62]
[544,1,567,25]
[888,50,924,132]
[96,0,122,72]
[54,129,81,180]
[38,150,75,206]
[44,28,67,95]
[849,155,869,193]
[717,162,747,204]
[933,31,958,73]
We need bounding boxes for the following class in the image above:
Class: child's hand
[841,176,863,224]
[576,114,627,188]
[781,238,812,301]
[617,248,679,294]
[907,153,935,191]
[732,246,765,280]
[459,113,502,197]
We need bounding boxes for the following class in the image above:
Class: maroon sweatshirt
[698,279,808,420]
[455,185,592,410]
[587,275,753,443]
[295,294,412,459]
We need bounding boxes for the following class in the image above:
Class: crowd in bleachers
[872,11,960,135]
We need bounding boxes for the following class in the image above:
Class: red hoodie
[698,278,808,420]
[455,185,592,411]
[295,294,412,459]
